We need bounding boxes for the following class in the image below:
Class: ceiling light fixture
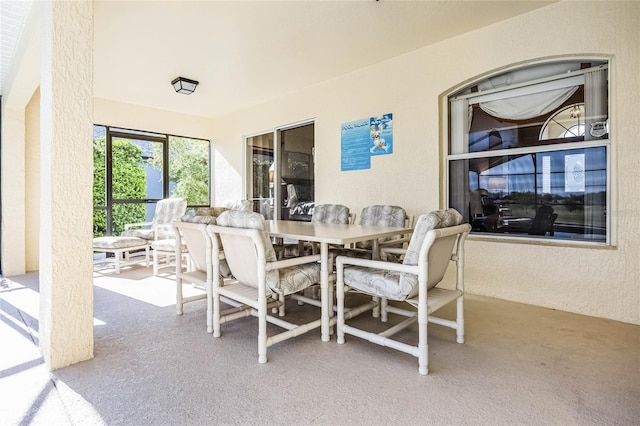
[171,77,199,95]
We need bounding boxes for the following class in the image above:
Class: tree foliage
[253,158,272,199]
[93,137,146,237]
[93,135,210,237]
[150,137,210,205]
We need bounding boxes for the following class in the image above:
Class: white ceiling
[3,1,557,119]
[0,0,32,96]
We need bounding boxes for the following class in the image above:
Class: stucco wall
[25,88,40,271]
[94,98,212,141]
[38,0,95,369]
[1,107,26,276]
[210,2,640,324]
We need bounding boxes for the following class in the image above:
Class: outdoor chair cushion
[311,204,350,224]
[180,213,217,224]
[343,208,463,300]
[195,207,229,217]
[216,210,320,295]
[355,205,406,250]
[93,236,148,249]
[119,229,154,240]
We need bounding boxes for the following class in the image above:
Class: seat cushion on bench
[120,229,154,240]
[93,236,149,249]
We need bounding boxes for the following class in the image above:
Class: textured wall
[0,107,26,276]
[93,98,212,140]
[39,0,94,369]
[210,2,640,324]
[25,88,40,271]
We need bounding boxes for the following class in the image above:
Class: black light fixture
[171,77,199,95]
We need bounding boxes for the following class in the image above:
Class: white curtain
[479,87,578,120]
[448,98,470,220]
[584,68,608,141]
[450,98,470,155]
[583,67,608,236]
[477,61,582,121]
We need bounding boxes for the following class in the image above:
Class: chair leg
[206,282,213,334]
[258,296,268,364]
[212,289,221,337]
[176,276,183,315]
[418,298,429,376]
[381,297,388,322]
[336,265,345,345]
[372,296,380,318]
[278,293,286,317]
[456,295,465,344]
[114,250,121,274]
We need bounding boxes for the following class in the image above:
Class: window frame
[444,58,613,246]
[242,119,315,221]
[93,124,211,236]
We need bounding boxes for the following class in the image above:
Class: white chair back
[175,221,210,273]
[210,210,277,294]
[154,198,188,239]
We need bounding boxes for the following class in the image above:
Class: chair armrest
[124,221,152,230]
[378,236,411,248]
[379,247,407,256]
[267,254,322,271]
[335,255,417,274]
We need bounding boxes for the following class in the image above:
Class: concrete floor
[1,263,639,425]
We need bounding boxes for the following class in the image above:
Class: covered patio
[1,266,638,424]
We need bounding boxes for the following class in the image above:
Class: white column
[0,107,26,276]
[39,0,94,369]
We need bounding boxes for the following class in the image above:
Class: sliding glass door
[279,124,315,221]
[246,132,275,219]
[245,122,314,221]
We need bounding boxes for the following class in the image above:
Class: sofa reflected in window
[283,179,315,221]
[470,190,533,233]
[469,188,566,238]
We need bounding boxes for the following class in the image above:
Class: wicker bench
[93,236,150,274]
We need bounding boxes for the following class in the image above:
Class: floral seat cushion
[216,210,320,295]
[355,205,406,250]
[311,204,350,224]
[120,228,154,240]
[343,209,463,301]
[180,213,218,224]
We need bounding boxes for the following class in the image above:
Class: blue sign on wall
[341,113,393,171]
[369,113,393,156]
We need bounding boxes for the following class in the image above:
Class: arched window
[540,103,587,139]
[447,59,609,243]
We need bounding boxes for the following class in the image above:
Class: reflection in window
[455,147,606,241]
[448,59,609,243]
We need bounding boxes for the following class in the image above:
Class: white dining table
[266,220,413,342]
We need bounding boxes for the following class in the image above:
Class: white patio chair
[173,217,230,333]
[335,208,471,375]
[121,198,188,275]
[329,205,412,317]
[335,205,408,257]
[206,210,323,364]
[121,197,187,241]
[276,203,353,259]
